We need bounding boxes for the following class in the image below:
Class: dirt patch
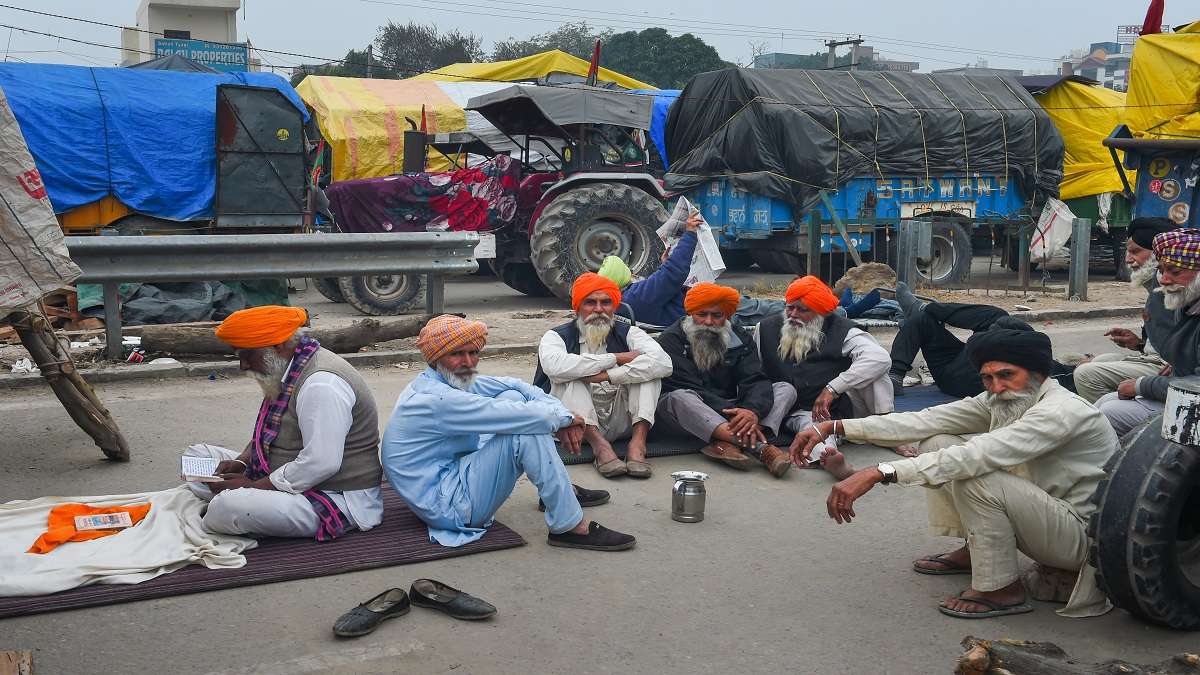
[918,280,1146,312]
[833,263,897,295]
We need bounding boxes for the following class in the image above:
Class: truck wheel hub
[576,219,633,269]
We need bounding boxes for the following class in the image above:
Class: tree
[290,47,398,87]
[601,28,731,89]
[374,21,484,76]
[491,22,612,61]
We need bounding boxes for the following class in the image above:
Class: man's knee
[661,389,702,412]
[916,433,967,455]
[202,489,253,533]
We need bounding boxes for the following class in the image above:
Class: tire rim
[574,217,644,271]
[919,233,957,283]
[363,274,412,302]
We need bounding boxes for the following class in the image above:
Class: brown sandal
[625,459,652,479]
[593,458,628,478]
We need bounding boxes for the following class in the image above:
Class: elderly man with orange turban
[755,276,895,477]
[655,283,796,477]
[183,306,384,540]
[534,273,673,478]
[381,314,636,551]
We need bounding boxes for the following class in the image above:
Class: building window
[163,29,191,40]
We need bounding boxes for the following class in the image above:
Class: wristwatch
[877,462,897,484]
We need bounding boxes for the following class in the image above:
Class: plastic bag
[1030,197,1076,264]
[656,197,726,285]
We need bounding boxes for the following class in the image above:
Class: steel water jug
[671,470,708,523]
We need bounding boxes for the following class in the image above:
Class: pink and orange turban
[1154,228,1200,271]
[416,314,488,364]
[214,306,308,349]
[684,282,740,318]
[571,272,622,312]
[785,276,839,315]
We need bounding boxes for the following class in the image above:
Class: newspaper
[655,197,725,286]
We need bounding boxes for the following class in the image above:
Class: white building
[120,0,258,72]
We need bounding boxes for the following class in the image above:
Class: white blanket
[0,486,256,596]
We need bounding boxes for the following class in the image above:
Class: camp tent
[1126,21,1200,140]
[408,50,655,90]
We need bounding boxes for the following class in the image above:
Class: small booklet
[181,456,223,483]
[74,512,133,531]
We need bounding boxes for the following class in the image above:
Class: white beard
[1129,256,1158,288]
[576,314,613,352]
[250,349,290,400]
[984,383,1040,430]
[682,315,731,372]
[1156,272,1200,311]
[436,362,478,391]
[778,314,824,363]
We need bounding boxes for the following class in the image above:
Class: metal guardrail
[65,232,480,359]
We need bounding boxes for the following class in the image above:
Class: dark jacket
[1142,277,1175,354]
[622,231,697,326]
[532,319,631,393]
[1138,295,1200,401]
[758,312,855,416]
[658,317,774,418]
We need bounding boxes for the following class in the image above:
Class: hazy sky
[4,1,1194,76]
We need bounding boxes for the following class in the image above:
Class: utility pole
[825,35,864,70]
[366,43,373,78]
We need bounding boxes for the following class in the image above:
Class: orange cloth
[571,272,622,313]
[28,503,152,554]
[784,276,839,315]
[214,305,308,349]
[684,282,740,318]
[416,314,489,364]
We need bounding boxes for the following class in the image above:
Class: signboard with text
[1117,24,1168,44]
[154,38,248,72]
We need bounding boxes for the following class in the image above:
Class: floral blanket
[325,155,521,234]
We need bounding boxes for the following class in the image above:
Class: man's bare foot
[939,579,1029,615]
[569,518,592,535]
[913,545,971,573]
[626,441,648,464]
[893,444,919,458]
[820,449,856,480]
[584,426,621,464]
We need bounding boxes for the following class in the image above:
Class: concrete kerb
[0,304,1144,391]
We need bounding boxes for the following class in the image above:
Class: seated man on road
[1074,217,1176,404]
[790,324,1117,619]
[381,314,635,551]
[886,283,1077,398]
[1097,228,1200,436]
[656,283,796,477]
[184,306,384,540]
[534,272,673,479]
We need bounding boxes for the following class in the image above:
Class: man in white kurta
[790,325,1118,619]
[535,272,672,478]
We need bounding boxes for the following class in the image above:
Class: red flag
[586,40,600,87]
[1141,0,1165,35]
[419,104,427,133]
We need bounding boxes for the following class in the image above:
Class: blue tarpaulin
[0,63,308,221]
[632,88,679,167]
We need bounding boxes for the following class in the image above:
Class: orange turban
[214,306,308,349]
[416,314,488,364]
[571,272,622,313]
[684,282,740,318]
[785,276,839,315]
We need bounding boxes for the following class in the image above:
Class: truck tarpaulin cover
[664,69,1063,210]
[1125,21,1200,140]
[1034,80,1132,200]
[0,63,308,221]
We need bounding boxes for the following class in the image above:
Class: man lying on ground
[1074,217,1176,404]
[381,314,635,551]
[534,272,672,479]
[790,323,1117,619]
[656,283,795,477]
[184,306,384,540]
[1097,228,1200,435]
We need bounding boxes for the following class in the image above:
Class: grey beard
[1130,257,1158,288]
[683,316,731,372]
[984,383,1040,430]
[436,362,478,391]
[778,314,824,363]
[576,314,613,351]
[1156,273,1200,311]
[250,349,290,400]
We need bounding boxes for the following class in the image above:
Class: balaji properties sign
[154,38,248,72]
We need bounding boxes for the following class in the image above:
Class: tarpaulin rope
[925,74,971,178]
[878,72,931,192]
[844,72,883,179]
[959,75,1010,191]
[801,70,842,184]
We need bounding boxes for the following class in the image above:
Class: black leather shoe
[333,588,410,637]
[538,483,610,511]
[547,521,636,551]
[409,579,497,620]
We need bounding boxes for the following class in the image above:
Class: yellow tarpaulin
[409,50,656,90]
[1126,21,1200,140]
[1036,80,1132,200]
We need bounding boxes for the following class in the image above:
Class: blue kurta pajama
[382,368,584,546]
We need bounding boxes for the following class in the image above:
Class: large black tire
[888,220,972,285]
[337,274,427,316]
[1089,417,1200,630]
[311,278,345,303]
[490,260,553,297]
[530,183,666,300]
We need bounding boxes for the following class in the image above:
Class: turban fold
[684,282,740,318]
[597,256,632,288]
[416,314,488,364]
[214,306,307,349]
[784,276,839,315]
[1153,228,1200,270]
[965,327,1053,375]
[1128,217,1176,250]
[571,272,622,313]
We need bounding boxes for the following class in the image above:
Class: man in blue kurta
[381,314,637,551]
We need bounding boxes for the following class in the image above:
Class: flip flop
[937,592,1034,619]
[913,553,972,575]
[594,458,628,478]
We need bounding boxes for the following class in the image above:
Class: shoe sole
[410,596,496,620]
[538,495,610,511]
[546,538,637,552]
[332,606,410,637]
[768,464,792,478]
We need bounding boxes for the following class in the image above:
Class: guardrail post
[805,214,822,276]
[1068,218,1091,301]
[1017,223,1031,290]
[895,219,931,288]
[425,274,445,315]
[103,282,123,360]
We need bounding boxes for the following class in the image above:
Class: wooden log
[137,315,444,355]
[6,310,130,462]
[0,650,32,675]
[956,636,1200,675]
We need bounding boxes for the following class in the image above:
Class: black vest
[758,312,855,414]
[533,320,631,393]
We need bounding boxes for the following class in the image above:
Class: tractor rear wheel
[312,278,345,303]
[530,183,666,300]
[337,273,427,316]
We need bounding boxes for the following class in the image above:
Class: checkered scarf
[244,336,350,542]
[1154,228,1200,270]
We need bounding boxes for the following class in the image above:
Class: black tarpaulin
[664,69,1064,211]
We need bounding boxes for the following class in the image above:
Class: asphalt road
[2,323,1193,674]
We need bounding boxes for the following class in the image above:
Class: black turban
[966,327,1053,375]
[1128,217,1176,250]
